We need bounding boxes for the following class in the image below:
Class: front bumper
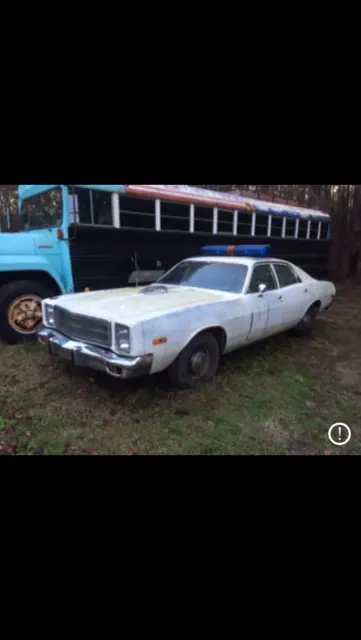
[38,328,153,380]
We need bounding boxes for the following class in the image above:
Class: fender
[145,302,231,374]
[150,322,228,374]
[181,324,227,354]
[0,255,67,293]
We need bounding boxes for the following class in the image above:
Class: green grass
[1,281,361,455]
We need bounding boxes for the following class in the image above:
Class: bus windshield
[20,187,63,231]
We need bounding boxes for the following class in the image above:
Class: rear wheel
[293,304,319,337]
[0,280,55,344]
[167,332,220,389]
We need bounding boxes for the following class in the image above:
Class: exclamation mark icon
[328,423,351,446]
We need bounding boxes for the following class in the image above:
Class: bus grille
[55,306,111,348]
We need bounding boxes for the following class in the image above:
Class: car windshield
[158,260,248,294]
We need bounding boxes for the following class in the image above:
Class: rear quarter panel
[293,265,335,311]
[315,280,336,309]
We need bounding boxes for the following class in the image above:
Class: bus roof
[18,185,127,200]
[18,184,331,222]
[125,185,331,221]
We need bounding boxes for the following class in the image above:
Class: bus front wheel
[0,280,55,344]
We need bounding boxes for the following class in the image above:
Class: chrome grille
[54,306,111,348]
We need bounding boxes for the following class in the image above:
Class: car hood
[53,286,236,326]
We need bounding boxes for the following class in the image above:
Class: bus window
[92,191,112,225]
[237,211,253,235]
[68,186,112,226]
[320,221,329,240]
[161,201,190,232]
[285,218,296,237]
[68,186,91,224]
[217,209,234,234]
[298,219,308,239]
[270,216,283,238]
[255,213,269,237]
[119,196,156,229]
[194,206,213,233]
[309,221,319,239]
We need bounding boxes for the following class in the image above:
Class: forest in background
[1,184,360,278]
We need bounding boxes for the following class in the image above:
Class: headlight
[115,324,130,354]
[44,303,56,327]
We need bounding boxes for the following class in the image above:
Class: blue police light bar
[201,244,271,257]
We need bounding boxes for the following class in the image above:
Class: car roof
[188,256,293,267]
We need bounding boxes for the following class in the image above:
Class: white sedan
[38,247,336,389]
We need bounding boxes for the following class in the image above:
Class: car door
[271,262,308,327]
[245,263,283,341]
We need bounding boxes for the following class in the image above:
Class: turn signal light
[108,365,123,376]
[153,337,168,346]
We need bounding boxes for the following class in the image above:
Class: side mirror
[258,283,267,295]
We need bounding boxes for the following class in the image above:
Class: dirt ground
[0,281,360,455]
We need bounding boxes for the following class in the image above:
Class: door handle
[278,295,283,300]
[304,288,308,293]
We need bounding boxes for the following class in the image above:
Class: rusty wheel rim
[8,295,43,335]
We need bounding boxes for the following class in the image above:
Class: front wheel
[167,332,220,389]
[0,280,55,344]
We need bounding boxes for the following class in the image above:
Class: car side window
[248,264,277,294]
[273,264,301,288]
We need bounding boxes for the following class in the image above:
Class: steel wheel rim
[189,348,210,380]
[8,295,43,334]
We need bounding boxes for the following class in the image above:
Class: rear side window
[273,263,301,287]
[248,264,277,293]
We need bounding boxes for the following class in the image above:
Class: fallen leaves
[0,442,17,454]
[66,445,98,455]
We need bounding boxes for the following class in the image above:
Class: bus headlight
[115,324,130,354]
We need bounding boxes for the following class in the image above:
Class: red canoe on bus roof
[125,185,331,221]
[125,185,254,212]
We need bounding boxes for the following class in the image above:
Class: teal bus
[0,184,332,343]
